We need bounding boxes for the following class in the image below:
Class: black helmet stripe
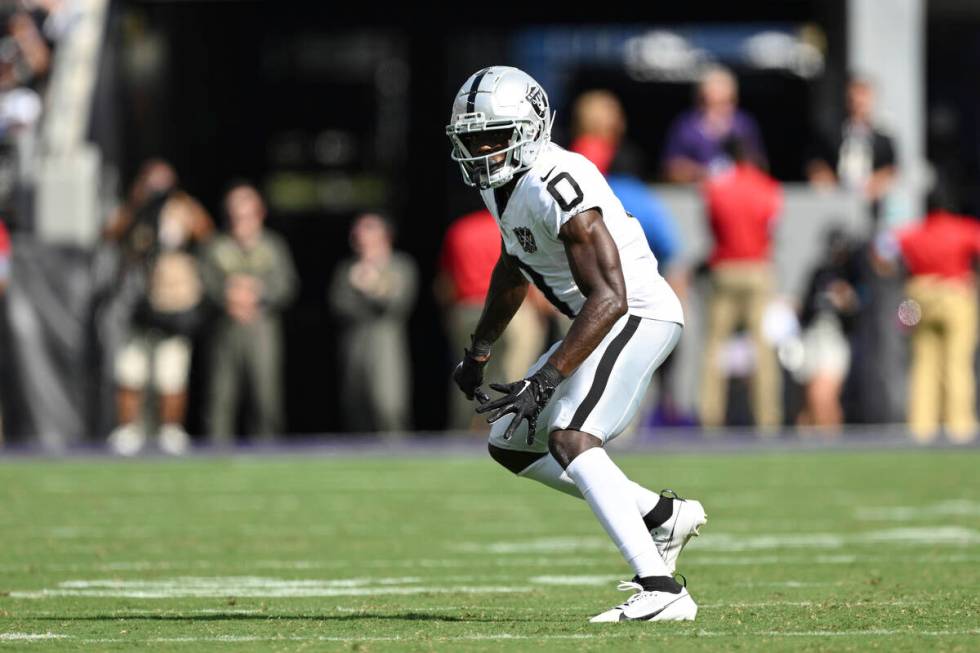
[466,68,492,114]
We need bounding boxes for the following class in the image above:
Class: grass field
[0,447,978,651]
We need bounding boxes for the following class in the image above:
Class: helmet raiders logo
[525,86,547,119]
[513,227,537,253]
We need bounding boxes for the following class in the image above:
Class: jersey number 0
[546,172,584,211]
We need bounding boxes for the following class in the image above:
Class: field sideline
[0,448,978,651]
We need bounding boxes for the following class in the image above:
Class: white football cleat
[651,489,707,574]
[589,579,698,622]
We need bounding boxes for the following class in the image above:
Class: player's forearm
[471,261,528,348]
[547,289,626,377]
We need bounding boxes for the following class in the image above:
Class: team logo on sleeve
[513,227,538,253]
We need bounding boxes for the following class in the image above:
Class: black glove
[453,339,492,404]
[476,363,564,445]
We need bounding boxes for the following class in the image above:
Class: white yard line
[11,585,532,599]
[530,574,619,586]
[56,576,424,588]
[10,575,537,599]
[14,609,268,617]
[9,600,927,618]
[11,630,977,644]
[0,633,67,641]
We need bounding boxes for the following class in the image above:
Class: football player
[447,66,707,622]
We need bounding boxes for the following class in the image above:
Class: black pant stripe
[466,68,491,114]
[567,315,642,431]
[514,259,577,318]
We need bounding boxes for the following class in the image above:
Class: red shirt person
[704,160,782,266]
[891,196,980,442]
[438,209,501,305]
[699,137,783,430]
[896,210,980,283]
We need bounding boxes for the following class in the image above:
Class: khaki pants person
[700,262,781,430]
[207,316,285,442]
[906,277,978,442]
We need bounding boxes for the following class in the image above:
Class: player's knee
[548,429,601,468]
[488,442,544,475]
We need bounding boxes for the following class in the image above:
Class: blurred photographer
[104,160,213,455]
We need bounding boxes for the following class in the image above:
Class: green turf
[0,448,978,651]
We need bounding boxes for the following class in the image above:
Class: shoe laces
[614,580,647,608]
[615,573,688,607]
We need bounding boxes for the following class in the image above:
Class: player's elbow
[597,288,628,320]
[611,298,628,320]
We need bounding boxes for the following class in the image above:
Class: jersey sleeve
[537,154,613,239]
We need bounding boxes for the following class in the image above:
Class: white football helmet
[446,66,554,190]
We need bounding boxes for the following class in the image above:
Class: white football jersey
[479,143,684,325]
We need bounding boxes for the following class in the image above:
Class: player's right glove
[476,363,564,445]
[453,338,492,404]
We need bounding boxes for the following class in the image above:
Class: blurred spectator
[570,90,681,268]
[881,186,980,443]
[435,209,546,431]
[103,159,213,455]
[661,65,767,183]
[329,213,417,434]
[0,5,52,230]
[700,137,783,431]
[201,182,297,443]
[796,229,861,431]
[0,217,8,443]
[807,74,897,224]
[0,8,51,92]
[0,86,40,136]
[0,218,8,291]
[33,0,82,44]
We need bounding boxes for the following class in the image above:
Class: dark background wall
[112,1,937,435]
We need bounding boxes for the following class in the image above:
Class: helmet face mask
[450,125,521,190]
[447,67,554,190]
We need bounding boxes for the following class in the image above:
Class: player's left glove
[476,363,565,445]
[453,338,492,405]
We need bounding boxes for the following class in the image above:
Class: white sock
[518,454,581,498]
[565,448,670,578]
[519,453,663,517]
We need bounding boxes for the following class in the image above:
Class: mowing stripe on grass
[459,527,980,555]
[7,573,851,599]
[856,500,980,521]
[4,552,977,575]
